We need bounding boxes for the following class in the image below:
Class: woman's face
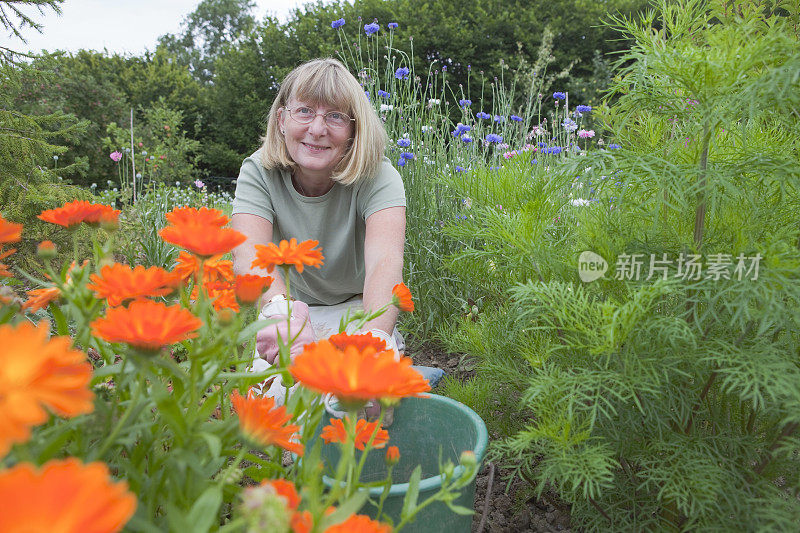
[278,98,354,180]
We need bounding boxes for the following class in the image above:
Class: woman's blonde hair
[260,58,387,186]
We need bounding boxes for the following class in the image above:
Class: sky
[0,0,307,56]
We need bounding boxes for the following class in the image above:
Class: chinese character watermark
[578,251,762,282]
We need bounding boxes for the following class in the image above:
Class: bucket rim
[322,393,489,496]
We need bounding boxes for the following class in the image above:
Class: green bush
[442,0,800,529]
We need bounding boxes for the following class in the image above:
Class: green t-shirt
[232,151,406,305]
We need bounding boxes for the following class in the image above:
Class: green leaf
[200,432,222,458]
[322,490,369,527]
[186,486,223,533]
[236,318,280,344]
[445,502,476,516]
[401,465,422,520]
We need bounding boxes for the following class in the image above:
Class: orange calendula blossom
[0,214,22,244]
[90,300,203,350]
[234,274,273,303]
[391,283,414,312]
[0,322,94,457]
[172,251,234,285]
[264,479,301,510]
[160,224,246,258]
[321,417,389,450]
[0,458,137,532]
[289,340,430,403]
[328,332,387,352]
[251,238,324,273]
[231,390,304,456]
[165,206,228,227]
[87,263,179,306]
[37,200,120,228]
[324,514,392,533]
[21,286,61,312]
[0,248,16,278]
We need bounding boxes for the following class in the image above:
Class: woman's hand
[256,300,316,365]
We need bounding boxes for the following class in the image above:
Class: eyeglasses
[285,106,354,129]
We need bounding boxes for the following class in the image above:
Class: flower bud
[385,445,400,466]
[36,240,57,259]
[459,450,477,469]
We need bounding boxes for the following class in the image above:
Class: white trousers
[248,295,405,402]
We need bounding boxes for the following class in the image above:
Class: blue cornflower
[462,135,473,143]
[331,18,345,29]
[549,146,563,154]
[531,158,538,164]
[494,115,505,122]
[388,22,398,29]
[575,105,592,114]
[609,143,621,150]
[451,123,471,137]
[553,92,566,100]
[395,67,410,79]
[562,118,578,132]
[485,133,503,143]
[476,111,491,120]
[510,115,523,122]
[401,151,414,160]
[364,22,380,35]
[537,141,547,148]
[397,138,411,147]
[377,90,391,98]
[397,157,406,167]
[459,99,472,107]
[455,166,467,173]
[364,90,370,101]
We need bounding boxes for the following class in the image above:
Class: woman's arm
[362,206,406,334]
[231,213,287,308]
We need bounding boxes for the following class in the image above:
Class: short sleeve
[232,154,275,223]
[357,158,406,220]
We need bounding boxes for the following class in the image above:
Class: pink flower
[578,129,595,139]
[194,180,205,189]
[109,151,123,162]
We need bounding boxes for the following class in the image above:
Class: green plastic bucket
[316,393,488,532]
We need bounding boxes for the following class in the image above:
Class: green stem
[93,374,143,460]
[693,122,712,251]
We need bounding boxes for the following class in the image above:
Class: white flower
[428,98,441,106]
[421,125,433,132]
[570,198,592,206]
[380,104,394,112]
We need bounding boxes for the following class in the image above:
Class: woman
[231,58,407,404]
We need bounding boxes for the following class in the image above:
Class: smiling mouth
[303,143,329,151]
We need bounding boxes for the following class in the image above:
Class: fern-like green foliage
[441,0,800,529]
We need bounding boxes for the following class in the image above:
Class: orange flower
[0,458,137,532]
[0,214,22,244]
[208,284,240,312]
[263,479,300,510]
[165,206,228,227]
[160,224,246,258]
[87,263,179,306]
[321,417,389,450]
[38,200,120,228]
[231,390,304,456]
[291,510,313,533]
[22,286,61,312]
[235,274,273,303]
[0,322,94,456]
[324,514,392,533]
[289,340,430,403]
[386,445,400,465]
[392,283,414,312]
[329,332,387,352]
[90,300,203,350]
[251,239,324,273]
[0,248,15,278]
[172,251,234,285]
